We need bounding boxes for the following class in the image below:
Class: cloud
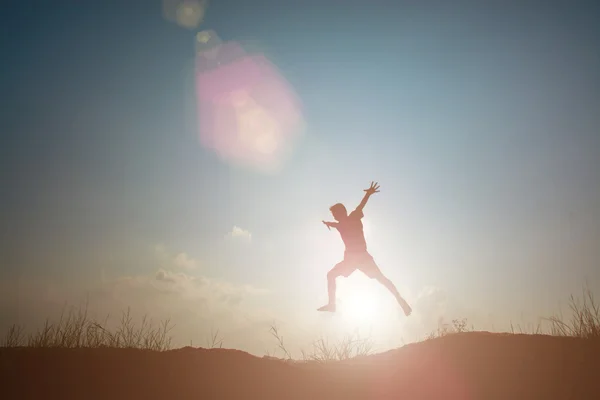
[155,269,197,285]
[399,286,450,341]
[0,247,271,353]
[155,244,199,271]
[146,249,265,305]
[151,266,264,305]
[173,252,199,271]
[226,226,252,242]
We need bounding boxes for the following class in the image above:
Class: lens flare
[162,0,207,29]
[195,35,304,173]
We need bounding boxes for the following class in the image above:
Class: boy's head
[329,203,347,221]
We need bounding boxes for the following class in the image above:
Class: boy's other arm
[322,221,339,230]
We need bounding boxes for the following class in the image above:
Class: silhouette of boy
[319,182,412,316]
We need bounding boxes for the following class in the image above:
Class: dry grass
[545,285,600,339]
[301,333,374,362]
[425,318,471,340]
[2,304,173,351]
[268,324,374,362]
[424,287,600,340]
[3,287,599,359]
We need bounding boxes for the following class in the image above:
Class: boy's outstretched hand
[322,221,336,230]
[364,181,380,196]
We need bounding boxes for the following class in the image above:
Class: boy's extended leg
[361,256,412,316]
[317,262,347,312]
[376,274,412,316]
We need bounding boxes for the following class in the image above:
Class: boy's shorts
[331,251,382,279]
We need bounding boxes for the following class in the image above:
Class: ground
[3,332,600,399]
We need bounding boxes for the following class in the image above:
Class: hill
[2,332,600,399]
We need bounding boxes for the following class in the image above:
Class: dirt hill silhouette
[3,331,600,399]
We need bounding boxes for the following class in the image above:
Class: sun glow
[307,217,412,338]
[337,291,382,325]
[336,275,394,328]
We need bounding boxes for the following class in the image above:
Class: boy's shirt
[336,209,367,253]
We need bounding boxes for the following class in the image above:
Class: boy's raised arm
[354,181,380,213]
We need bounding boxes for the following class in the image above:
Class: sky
[1,0,599,355]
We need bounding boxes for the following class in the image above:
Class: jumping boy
[318,181,412,316]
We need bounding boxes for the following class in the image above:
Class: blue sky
[1,1,599,354]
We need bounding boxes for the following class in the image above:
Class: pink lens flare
[195,41,304,173]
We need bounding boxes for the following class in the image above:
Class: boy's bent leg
[318,262,348,312]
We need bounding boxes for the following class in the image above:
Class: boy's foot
[317,303,336,312]
[399,299,412,317]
